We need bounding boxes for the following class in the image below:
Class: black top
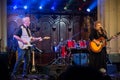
[14,24,31,37]
[89,28,108,41]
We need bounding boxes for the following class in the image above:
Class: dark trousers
[12,47,31,75]
[89,47,107,70]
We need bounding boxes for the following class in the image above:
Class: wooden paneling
[7,13,95,53]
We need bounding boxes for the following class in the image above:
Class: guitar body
[89,37,106,53]
[18,37,32,49]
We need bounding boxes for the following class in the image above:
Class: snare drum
[67,40,76,48]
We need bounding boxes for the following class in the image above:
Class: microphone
[100,27,103,29]
[100,27,106,34]
[100,27,104,31]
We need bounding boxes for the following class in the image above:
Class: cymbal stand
[66,48,73,65]
[51,42,68,65]
[51,53,67,65]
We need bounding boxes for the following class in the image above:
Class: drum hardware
[51,55,67,65]
[66,39,90,66]
[51,32,82,65]
[51,42,70,65]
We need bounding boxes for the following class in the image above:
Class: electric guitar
[18,36,50,49]
[89,32,120,53]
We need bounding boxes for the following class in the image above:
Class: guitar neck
[107,32,120,42]
[42,36,50,40]
[107,38,112,42]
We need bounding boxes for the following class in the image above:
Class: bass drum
[72,53,89,66]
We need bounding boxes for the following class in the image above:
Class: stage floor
[10,72,120,80]
[9,64,120,80]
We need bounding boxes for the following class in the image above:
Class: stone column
[0,0,7,52]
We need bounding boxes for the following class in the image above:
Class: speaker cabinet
[107,64,117,75]
[0,52,9,80]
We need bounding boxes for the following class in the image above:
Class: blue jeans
[12,47,31,75]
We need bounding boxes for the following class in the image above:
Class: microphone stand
[30,44,43,73]
[31,50,36,73]
[32,44,43,54]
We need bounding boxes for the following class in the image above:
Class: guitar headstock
[43,36,50,39]
[116,32,120,36]
[113,32,120,38]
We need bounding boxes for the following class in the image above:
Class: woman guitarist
[89,21,108,74]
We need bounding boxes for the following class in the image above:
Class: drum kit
[51,39,89,65]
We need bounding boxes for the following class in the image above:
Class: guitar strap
[26,27,31,37]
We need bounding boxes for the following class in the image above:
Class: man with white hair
[11,16,42,79]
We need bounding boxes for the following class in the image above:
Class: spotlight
[24,5,28,9]
[86,8,91,12]
[83,0,86,2]
[64,6,67,10]
[13,5,17,10]
[87,0,97,12]
[78,7,82,11]
[51,6,55,10]
[39,6,43,9]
